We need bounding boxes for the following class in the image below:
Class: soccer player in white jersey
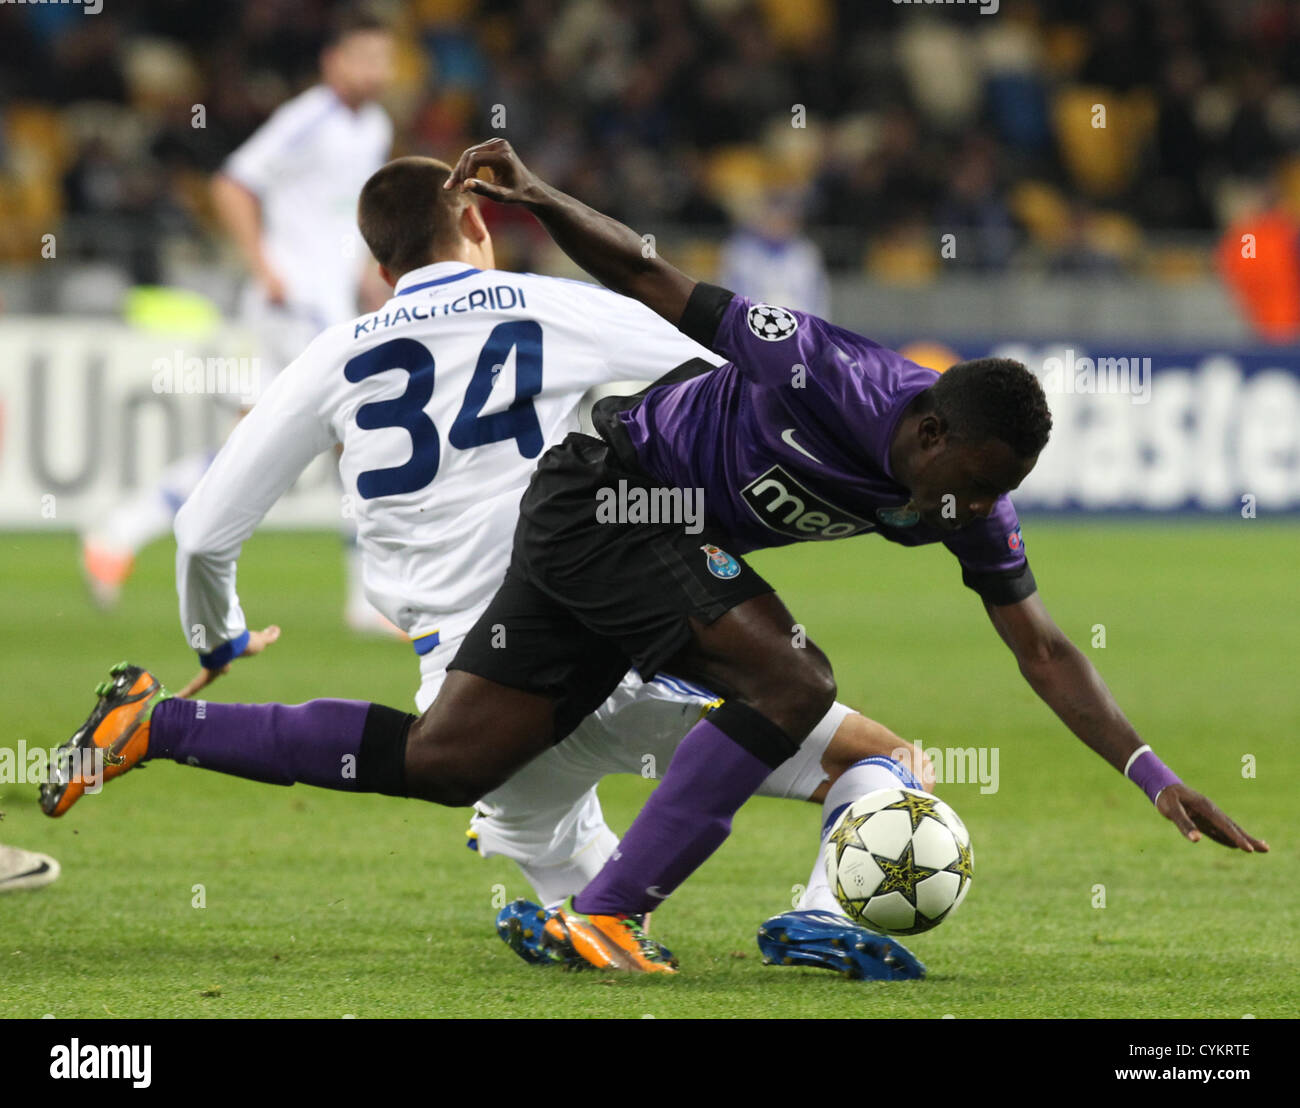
[50,158,936,980]
[81,7,395,631]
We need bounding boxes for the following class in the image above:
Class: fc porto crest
[700,544,741,579]
[876,504,920,528]
[746,303,798,342]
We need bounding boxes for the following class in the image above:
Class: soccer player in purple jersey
[43,140,1267,976]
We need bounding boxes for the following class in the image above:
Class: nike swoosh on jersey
[781,427,823,465]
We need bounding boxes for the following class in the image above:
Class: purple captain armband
[1123,744,1181,804]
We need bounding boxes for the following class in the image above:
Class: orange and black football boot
[40,662,169,817]
[542,897,679,974]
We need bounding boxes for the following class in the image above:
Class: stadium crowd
[1,0,1299,286]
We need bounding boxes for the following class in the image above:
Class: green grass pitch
[0,523,1295,1019]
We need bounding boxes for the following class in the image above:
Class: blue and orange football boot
[496,899,568,966]
[494,897,679,973]
[40,662,169,818]
[757,909,926,981]
[497,897,678,972]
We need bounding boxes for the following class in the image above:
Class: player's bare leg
[401,672,559,806]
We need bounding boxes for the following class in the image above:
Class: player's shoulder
[264,83,335,126]
[257,84,351,150]
[724,291,886,360]
[735,292,941,401]
[291,315,365,367]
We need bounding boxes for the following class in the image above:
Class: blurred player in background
[80,6,395,632]
[0,844,59,892]
[718,189,831,318]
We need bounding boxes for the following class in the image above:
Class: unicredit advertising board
[0,321,1297,527]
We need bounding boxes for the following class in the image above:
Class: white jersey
[223,84,392,329]
[174,262,723,666]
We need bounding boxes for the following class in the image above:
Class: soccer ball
[825,787,973,936]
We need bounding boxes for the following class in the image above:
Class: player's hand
[177,625,281,700]
[444,139,548,207]
[1154,782,1269,852]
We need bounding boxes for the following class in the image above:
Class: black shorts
[447,430,773,740]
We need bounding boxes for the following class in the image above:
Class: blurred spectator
[0,0,1298,282]
[1217,190,1300,342]
[718,190,830,316]
[936,134,1018,269]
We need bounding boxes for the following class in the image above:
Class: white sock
[519,824,619,908]
[797,757,922,914]
[95,450,214,552]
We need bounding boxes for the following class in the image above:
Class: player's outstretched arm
[983,592,1269,854]
[211,173,285,305]
[445,138,696,326]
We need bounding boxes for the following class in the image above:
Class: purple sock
[574,718,773,916]
[149,697,379,791]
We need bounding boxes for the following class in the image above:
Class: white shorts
[416,636,851,869]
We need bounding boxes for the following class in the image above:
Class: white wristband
[1122,744,1152,779]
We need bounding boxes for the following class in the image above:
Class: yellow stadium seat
[1009,180,1072,247]
[1053,87,1155,198]
[865,231,940,286]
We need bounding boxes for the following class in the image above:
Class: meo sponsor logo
[740,465,875,540]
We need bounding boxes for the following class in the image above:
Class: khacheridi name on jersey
[353,284,528,338]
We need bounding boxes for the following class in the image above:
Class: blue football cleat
[757,909,926,981]
[496,898,566,966]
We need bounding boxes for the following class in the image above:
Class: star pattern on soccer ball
[879,791,944,834]
[871,839,941,904]
[834,875,864,917]
[827,809,873,868]
[945,837,974,883]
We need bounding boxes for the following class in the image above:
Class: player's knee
[817,714,937,793]
[753,654,836,739]
[794,664,838,733]
[407,764,491,808]
[403,754,483,807]
[402,722,496,807]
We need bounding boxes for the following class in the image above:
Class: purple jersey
[607,285,1035,605]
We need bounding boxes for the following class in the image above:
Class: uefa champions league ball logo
[747,304,798,342]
